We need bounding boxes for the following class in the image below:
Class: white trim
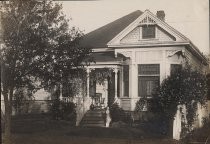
[92,48,114,52]
[116,46,184,53]
[89,61,122,65]
[84,65,121,69]
[110,42,189,48]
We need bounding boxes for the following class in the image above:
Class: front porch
[60,51,138,112]
[86,65,121,109]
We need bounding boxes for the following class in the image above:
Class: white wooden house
[77,10,208,111]
[2,9,208,140]
[69,10,209,139]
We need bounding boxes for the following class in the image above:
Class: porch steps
[80,109,105,127]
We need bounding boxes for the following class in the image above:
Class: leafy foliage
[1,1,91,143]
[135,98,147,112]
[156,64,207,130]
[135,97,161,113]
[62,69,87,97]
[180,120,210,143]
[135,64,207,135]
[90,68,113,85]
[206,73,210,100]
[13,88,35,114]
[109,103,132,123]
[1,0,91,93]
[49,99,76,124]
[110,103,126,122]
[135,98,167,134]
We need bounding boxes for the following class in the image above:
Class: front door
[95,79,108,108]
[90,79,108,109]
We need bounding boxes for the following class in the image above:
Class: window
[171,64,182,75]
[142,25,156,39]
[123,65,129,97]
[138,64,160,97]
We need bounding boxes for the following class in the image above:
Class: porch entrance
[89,70,118,109]
[90,80,108,109]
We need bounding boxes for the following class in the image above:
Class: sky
[59,0,209,55]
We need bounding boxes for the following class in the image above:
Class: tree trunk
[3,91,12,144]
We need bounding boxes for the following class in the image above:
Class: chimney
[156,10,165,21]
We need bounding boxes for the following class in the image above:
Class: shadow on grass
[65,126,166,140]
[10,113,74,134]
[66,127,137,139]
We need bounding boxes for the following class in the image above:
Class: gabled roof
[108,9,189,46]
[80,10,143,48]
[79,10,208,65]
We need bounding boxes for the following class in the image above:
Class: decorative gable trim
[107,9,189,47]
[139,15,156,25]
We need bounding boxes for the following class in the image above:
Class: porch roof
[89,52,125,63]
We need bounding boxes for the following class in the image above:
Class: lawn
[3,128,179,144]
[2,114,179,144]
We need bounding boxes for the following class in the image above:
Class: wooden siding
[120,26,175,44]
[121,98,131,110]
[136,50,163,63]
[185,48,207,73]
[121,27,140,43]
[156,26,174,41]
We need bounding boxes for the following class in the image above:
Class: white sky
[59,0,209,55]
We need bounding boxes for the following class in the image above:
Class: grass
[2,113,180,144]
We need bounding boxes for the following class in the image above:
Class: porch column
[114,68,119,99]
[86,68,90,98]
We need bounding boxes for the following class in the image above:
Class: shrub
[156,64,207,136]
[135,98,147,112]
[109,103,126,122]
[135,97,163,113]
[135,98,167,134]
[180,121,210,143]
[49,99,76,124]
[61,102,76,122]
[49,99,62,120]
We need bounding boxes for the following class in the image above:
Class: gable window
[142,25,156,39]
[138,64,160,98]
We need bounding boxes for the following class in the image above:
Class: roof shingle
[80,10,143,48]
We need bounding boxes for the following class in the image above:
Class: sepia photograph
[1,0,210,144]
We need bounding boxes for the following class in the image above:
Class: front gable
[120,25,176,44]
[107,10,189,47]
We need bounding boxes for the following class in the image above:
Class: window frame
[123,65,129,97]
[141,25,156,39]
[138,64,160,98]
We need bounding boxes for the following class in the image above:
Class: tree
[206,73,210,100]
[156,64,207,136]
[13,87,35,114]
[1,0,91,143]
